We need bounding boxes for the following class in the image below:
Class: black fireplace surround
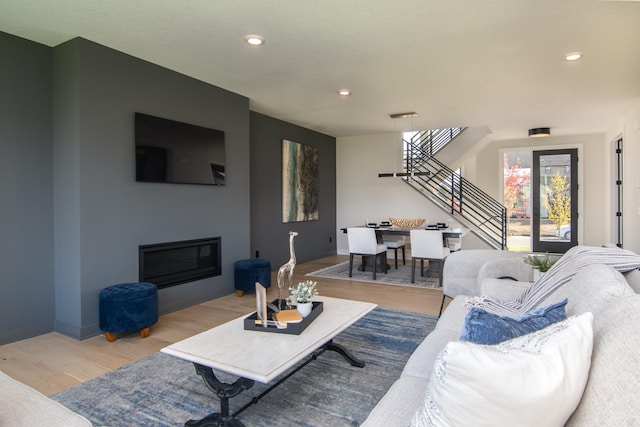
[139,237,221,289]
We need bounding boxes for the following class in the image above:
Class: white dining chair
[382,237,406,269]
[409,229,450,285]
[446,236,462,252]
[347,227,388,280]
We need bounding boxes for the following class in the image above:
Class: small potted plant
[524,253,558,281]
[288,280,319,318]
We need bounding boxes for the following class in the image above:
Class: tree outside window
[503,156,531,220]
[544,172,571,233]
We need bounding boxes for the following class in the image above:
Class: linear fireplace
[139,237,221,289]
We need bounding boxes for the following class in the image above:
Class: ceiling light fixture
[338,89,351,96]
[379,112,429,178]
[563,52,583,61]
[528,127,551,138]
[378,171,430,178]
[389,112,418,119]
[244,35,265,46]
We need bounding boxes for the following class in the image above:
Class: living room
[2,2,640,425]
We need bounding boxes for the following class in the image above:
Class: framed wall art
[282,139,319,222]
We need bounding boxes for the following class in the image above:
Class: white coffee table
[161,296,377,426]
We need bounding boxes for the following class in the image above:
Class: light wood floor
[0,255,447,396]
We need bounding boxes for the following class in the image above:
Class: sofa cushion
[566,295,640,425]
[409,313,594,427]
[433,295,469,333]
[545,263,635,316]
[478,277,533,301]
[623,268,640,293]
[460,299,567,345]
[402,328,458,380]
[361,376,430,427]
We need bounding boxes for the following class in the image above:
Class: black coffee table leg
[323,339,365,368]
[186,363,254,427]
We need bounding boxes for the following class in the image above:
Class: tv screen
[135,112,225,185]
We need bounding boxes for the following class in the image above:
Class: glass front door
[532,149,578,253]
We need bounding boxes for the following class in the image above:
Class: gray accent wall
[0,32,54,344]
[1,33,338,344]
[51,38,251,339]
[250,112,336,268]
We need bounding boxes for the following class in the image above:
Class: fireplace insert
[139,237,221,289]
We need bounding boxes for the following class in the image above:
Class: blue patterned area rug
[51,308,437,427]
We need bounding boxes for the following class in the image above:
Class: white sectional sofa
[0,371,92,426]
[362,246,640,426]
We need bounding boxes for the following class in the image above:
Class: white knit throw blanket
[465,245,640,315]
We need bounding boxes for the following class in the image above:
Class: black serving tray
[244,299,323,335]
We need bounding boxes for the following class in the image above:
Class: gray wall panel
[0,32,54,344]
[250,112,336,270]
[52,38,251,338]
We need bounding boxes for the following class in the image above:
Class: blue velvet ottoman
[99,282,158,342]
[234,258,271,297]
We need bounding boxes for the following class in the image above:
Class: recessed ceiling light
[563,52,583,61]
[338,89,351,96]
[244,35,265,46]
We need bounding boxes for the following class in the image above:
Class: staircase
[402,129,507,249]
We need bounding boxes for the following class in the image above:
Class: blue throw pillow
[460,299,568,345]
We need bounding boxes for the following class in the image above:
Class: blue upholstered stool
[99,282,158,342]
[234,258,271,297]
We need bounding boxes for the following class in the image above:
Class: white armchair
[347,227,388,280]
[410,230,450,286]
[440,249,531,315]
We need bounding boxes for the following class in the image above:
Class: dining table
[340,224,465,273]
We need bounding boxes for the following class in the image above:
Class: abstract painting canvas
[282,139,319,222]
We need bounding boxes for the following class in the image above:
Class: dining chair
[382,237,406,269]
[409,229,450,285]
[446,236,462,252]
[347,227,388,280]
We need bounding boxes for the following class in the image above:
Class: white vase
[296,302,313,318]
[533,267,542,282]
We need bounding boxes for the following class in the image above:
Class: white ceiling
[2,0,639,139]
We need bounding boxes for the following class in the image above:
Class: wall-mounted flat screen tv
[135,112,225,185]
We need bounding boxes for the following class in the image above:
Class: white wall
[336,133,488,254]
[337,130,624,254]
[607,101,640,254]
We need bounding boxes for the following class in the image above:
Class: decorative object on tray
[277,231,298,310]
[524,252,558,281]
[255,282,268,327]
[274,309,303,323]
[288,280,319,318]
[244,299,323,335]
[388,216,426,229]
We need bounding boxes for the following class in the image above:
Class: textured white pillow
[410,313,594,427]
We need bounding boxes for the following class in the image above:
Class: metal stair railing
[414,127,464,157]
[403,133,507,249]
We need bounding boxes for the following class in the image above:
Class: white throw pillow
[410,313,594,427]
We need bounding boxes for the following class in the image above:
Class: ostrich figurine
[277,231,298,309]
